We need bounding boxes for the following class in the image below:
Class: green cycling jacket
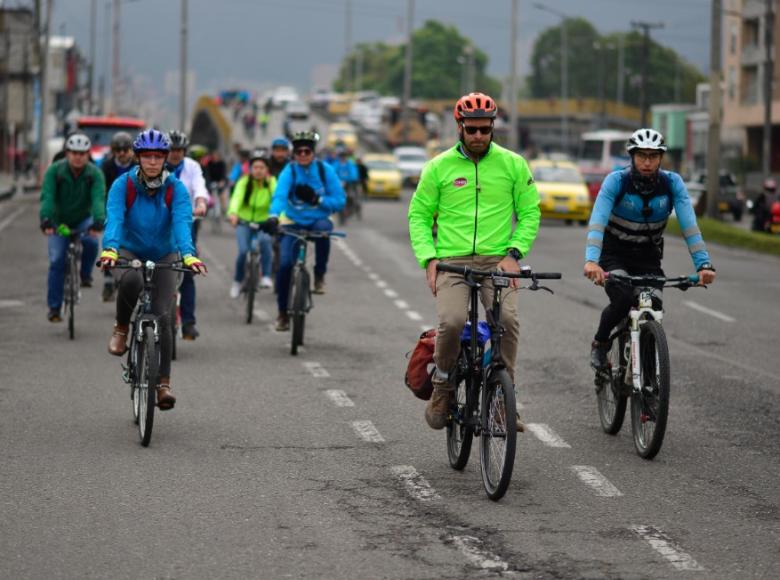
[39,160,106,227]
[227,175,276,223]
[407,142,540,269]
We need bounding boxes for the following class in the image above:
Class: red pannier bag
[404,328,436,400]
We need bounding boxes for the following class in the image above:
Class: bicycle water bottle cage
[460,321,491,346]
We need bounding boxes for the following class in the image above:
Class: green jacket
[227,175,276,223]
[408,142,541,269]
[39,160,106,227]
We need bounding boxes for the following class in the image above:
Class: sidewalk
[0,173,38,201]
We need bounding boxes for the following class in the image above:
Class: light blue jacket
[329,158,360,183]
[270,160,346,226]
[103,167,195,261]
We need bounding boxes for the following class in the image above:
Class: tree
[334,20,501,99]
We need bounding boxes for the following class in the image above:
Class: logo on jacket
[453,177,468,188]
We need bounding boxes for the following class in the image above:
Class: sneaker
[182,323,199,340]
[80,277,93,288]
[47,309,62,322]
[275,312,290,332]
[313,275,325,295]
[260,276,273,288]
[230,281,241,299]
[590,339,610,371]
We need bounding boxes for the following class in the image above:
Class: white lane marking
[252,308,269,321]
[0,207,25,234]
[302,361,330,377]
[0,299,24,308]
[391,465,440,501]
[394,299,409,309]
[405,310,423,321]
[683,300,735,323]
[325,389,355,407]
[630,526,705,571]
[450,535,509,572]
[571,466,623,497]
[368,272,380,281]
[526,423,571,448]
[351,420,385,443]
[383,288,399,298]
[375,279,388,289]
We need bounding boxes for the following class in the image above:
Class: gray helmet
[65,133,91,153]
[110,131,133,150]
[167,130,190,150]
[627,128,667,153]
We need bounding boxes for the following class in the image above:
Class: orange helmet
[453,92,497,121]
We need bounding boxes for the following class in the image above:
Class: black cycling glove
[294,184,320,206]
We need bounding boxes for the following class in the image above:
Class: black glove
[263,217,279,235]
[294,184,319,206]
[40,218,54,232]
[89,220,104,232]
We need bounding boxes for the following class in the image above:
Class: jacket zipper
[472,159,480,255]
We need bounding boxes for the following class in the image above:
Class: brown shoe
[312,275,325,295]
[516,416,526,433]
[108,324,129,356]
[275,312,290,331]
[424,385,454,430]
[157,377,176,411]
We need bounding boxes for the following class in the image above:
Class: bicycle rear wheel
[246,252,258,324]
[480,368,517,501]
[136,325,159,447]
[66,253,77,340]
[630,320,670,460]
[290,266,309,356]
[446,366,474,470]
[170,295,178,360]
[597,332,629,434]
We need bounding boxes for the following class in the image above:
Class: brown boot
[108,324,129,356]
[313,275,325,295]
[157,377,176,411]
[424,382,454,430]
[275,312,290,331]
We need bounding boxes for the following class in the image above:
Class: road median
[667,217,780,258]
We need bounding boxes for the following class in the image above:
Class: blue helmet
[133,129,171,154]
[271,136,290,149]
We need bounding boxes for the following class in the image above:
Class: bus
[76,116,146,164]
[578,130,632,200]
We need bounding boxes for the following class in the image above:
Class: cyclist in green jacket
[408,92,541,431]
[39,133,106,321]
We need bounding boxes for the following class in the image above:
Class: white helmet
[627,128,667,153]
[65,133,92,153]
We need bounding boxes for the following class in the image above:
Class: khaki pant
[433,255,519,382]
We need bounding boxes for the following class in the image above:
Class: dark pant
[275,219,332,313]
[179,221,200,325]
[115,250,178,377]
[46,217,99,310]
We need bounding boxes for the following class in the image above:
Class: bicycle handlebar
[282,228,346,240]
[436,263,562,280]
[96,257,192,274]
[238,219,275,233]
[605,272,700,287]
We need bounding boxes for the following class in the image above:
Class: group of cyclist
[39,89,716,428]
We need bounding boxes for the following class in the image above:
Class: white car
[393,146,428,185]
[271,86,299,109]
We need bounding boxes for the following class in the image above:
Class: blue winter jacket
[330,158,360,183]
[270,160,346,226]
[586,168,711,270]
[103,167,196,260]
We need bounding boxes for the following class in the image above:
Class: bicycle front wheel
[480,368,517,501]
[631,320,670,460]
[136,326,159,447]
[597,332,629,434]
[446,368,474,470]
[66,254,77,340]
[246,253,258,324]
[290,267,309,356]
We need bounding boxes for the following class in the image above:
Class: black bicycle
[283,228,345,355]
[437,263,561,500]
[338,181,362,225]
[239,219,274,324]
[595,272,701,460]
[113,258,190,447]
[57,225,82,340]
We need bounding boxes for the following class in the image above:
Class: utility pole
[632,20,664,126]
[617,34,625,105]
[508,0,519,152]
[89,0,96,113]
[111,0,120,114]
[762,0,774,176]
[561,17,568,153]
[400,0,414,142]
[706,0,722,219]
[37,0,53,183]
[179,0,188,130]
[345,0,352,94]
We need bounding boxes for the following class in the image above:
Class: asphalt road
[1,174,779,579]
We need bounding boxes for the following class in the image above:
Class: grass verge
[667,217,780,257]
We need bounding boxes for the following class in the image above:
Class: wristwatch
[697,262,716,272]
[506,248,522,262]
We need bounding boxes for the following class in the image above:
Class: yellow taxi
[325,122,359,151]
[363,153,403,199]
[530,159,592,225]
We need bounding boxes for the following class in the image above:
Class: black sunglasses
[294,148,313,155]
[462,124,493,135]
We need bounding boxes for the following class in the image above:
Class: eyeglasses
[294,148,313,156]
[461,124,493,135]
[634,151,662,162]
[68,151,89,156]
[139,152,166,161]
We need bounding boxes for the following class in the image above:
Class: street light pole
[345,0,352,94]
[179,0,188,130]
[111,0,120,114]
[400,0,414,142]
[762,0,774,176]
[706,0,723,219]
[533,3,568,154]
[508,0,519,152]
[37,0,53,183]
[89,0,96,113]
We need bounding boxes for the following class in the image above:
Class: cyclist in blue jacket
[99,129,206,411]
[584,128,716,370]
[267,130,345,331]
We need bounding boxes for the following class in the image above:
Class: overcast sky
[49,0,713,113]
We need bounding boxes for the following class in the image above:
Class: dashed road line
[0,207,25,234]
[450,535,510,572]
[526,423,571,448]
[0,299,24,308]
[302,361,330,377]
[630,525,704,572]
[252,308,270,321]
[325,389,355,407]
[571,466,623,497]
[683,300,735,323]
[383,288,398,298]
[351,420,385,443]
[367,272,380,281]
[391,465,440,501]
[394,299,409,309]
[405,310,423,321]
[375,279,388,288]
